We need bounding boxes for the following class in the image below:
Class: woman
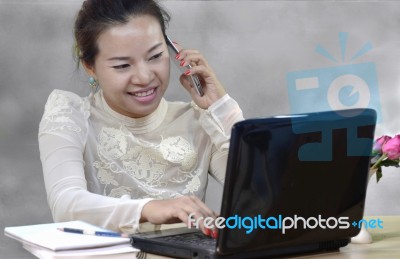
[38,0,243,237]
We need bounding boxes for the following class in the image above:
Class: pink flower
[373,135,392,154]
[382,135,400,160]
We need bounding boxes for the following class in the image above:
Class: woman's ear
[82,61,96,79]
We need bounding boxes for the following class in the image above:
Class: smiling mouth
[128,88,156,97]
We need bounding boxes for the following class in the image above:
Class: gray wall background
[1,0,400,258]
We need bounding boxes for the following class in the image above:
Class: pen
[57,227,129,238]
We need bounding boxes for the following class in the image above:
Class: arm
[176,47,244,182]
[197,94,244,183]
[40,133,219,235]
[39,133,152,233]
[38,90,154,232]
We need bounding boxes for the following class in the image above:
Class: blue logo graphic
[286,32,381,161]
[287,32,381,118]
[352,218,383,229]
[189,212,384,235]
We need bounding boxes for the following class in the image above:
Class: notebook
[4,221,131,251]
[4,220,138,259]
[130,108,377,259]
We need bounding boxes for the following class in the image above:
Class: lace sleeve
[195,95,244,183]
[38,90,90,146]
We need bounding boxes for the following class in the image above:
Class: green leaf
[380,160,400,167]
[376,168,383,183]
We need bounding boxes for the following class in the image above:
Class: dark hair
[74,0,170,67]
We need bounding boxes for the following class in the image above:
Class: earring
[89,77,99,93]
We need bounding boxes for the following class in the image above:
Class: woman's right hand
[140,196,217,237]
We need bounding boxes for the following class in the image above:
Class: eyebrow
[106,42,164,61]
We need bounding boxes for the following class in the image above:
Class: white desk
[8,216,399,258]
[290,216,400,259]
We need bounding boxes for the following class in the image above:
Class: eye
[149,51,164,61]
[112,64,130,70]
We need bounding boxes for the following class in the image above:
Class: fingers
[141,196,219,238]
[175,196,217,236]
[177,50,223,94]
[175,49,210,70]
[172,43,226,109]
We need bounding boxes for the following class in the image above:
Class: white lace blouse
[38,89,243,232]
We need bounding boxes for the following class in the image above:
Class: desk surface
[291,216,400,259]
[5,216,400,259]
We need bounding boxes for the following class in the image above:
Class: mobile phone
[165,35,204,96]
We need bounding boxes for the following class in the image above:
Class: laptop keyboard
[155,232,216,250]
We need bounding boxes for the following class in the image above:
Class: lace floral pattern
[93,126,200,198]
[38,90,235,204]
[39,91,82,134]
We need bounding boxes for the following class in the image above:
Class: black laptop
[130,108,376,259]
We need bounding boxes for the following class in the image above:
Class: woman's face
[87,15,170,118]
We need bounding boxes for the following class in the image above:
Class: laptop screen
[218,108,376,255]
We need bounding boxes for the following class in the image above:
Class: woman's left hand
[175,48,226,109]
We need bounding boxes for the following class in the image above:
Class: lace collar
[96,90,168,134]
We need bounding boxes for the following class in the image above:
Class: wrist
[207,94,230,112]
[139,198,157,223]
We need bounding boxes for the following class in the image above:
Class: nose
[131,62,154,86]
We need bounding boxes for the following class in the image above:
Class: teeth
[132,89,155,97]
